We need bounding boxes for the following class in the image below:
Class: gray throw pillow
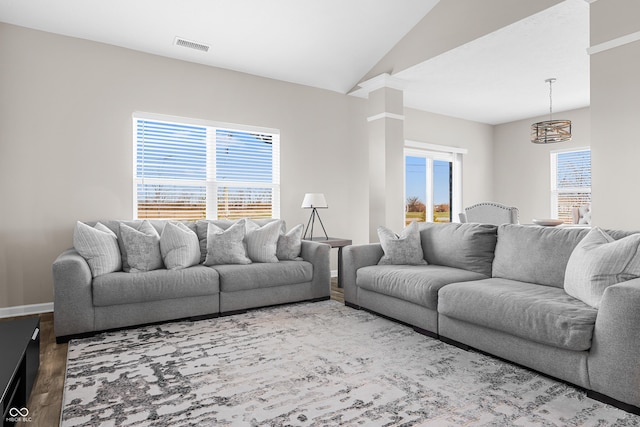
[119,220,163,273]
[277,224,304,261]
[245,219,283,263]
[73,221,122,277]
[204,219,252,265]
[564,227,640,308]
[377,221,427,265]
[195,219,283,263]
[160,222,201,270]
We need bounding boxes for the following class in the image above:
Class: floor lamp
[302,193,328,240]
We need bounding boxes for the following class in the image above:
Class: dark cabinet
[1,317,40,426]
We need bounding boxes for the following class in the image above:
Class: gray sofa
[343,222,640,414]
[53,219,330,343]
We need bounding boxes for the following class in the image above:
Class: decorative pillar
[356,74,406,242]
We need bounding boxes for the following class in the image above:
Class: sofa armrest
[588,278,640,408]
[342,243,383,306]
[300,240,331,299]
[52,248,95,341]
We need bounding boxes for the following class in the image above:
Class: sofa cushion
[119,220,163,273]
[245,219,283,263]
[214,260,313,292]
[492,225,589,288]
[419,222,498,276]
[196,218,284,263]
[96,220,196,270]
[73,221,122,277]
[564,227,640,308]
[438,278,597,351]
[356,265,488,310]
[92,265,219,306]
[377,221,426,266]
[277,224,304,261]
[204,220,252,266]
[160,221,201,270]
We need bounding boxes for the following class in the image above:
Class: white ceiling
[393,0,590,125]
[0,0,589,125]
[0,0,438,94]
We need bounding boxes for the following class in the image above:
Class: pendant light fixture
[530,78,572,144]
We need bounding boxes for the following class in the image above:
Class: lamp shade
[301,193,328,209]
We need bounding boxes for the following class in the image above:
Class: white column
[359,74,406,242]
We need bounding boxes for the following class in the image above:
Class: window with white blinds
[134,113,280,221]
[550,148,591,223]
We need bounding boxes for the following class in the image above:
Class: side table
[306,237,352,288]
[1,317,40,425]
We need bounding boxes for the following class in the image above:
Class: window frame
[550,147,591,222]
[404,140,465,223]
[133,112,280,221]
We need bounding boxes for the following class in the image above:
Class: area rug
[61,300,639,426]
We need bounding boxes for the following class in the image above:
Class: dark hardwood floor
[4,280,344,427]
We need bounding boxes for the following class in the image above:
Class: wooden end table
[306,237,352,288]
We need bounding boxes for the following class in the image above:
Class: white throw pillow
[160,222,201,270]
[204,219,252,265]
[564,227,640,308]
[377,221,427,266]
[73,221,122,277]
[245,219,283,263]
[277,224,304,261]
[119,220,163,273]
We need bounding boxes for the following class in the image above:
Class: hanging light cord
[549,80,553,121]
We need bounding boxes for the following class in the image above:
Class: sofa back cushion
[418,222,498,276]
[492,225,590,288]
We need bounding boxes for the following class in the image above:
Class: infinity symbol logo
[9,407,29,417]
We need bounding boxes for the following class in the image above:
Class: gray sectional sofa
[53,219,330,343]
[343,222,640,414]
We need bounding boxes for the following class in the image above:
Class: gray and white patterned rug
[62,300,640,426]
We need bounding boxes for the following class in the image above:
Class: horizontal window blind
[555,150,591,190]
[134,114,279,221]
[551,149,591,223]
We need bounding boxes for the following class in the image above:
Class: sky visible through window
[135,119,276,219]
[405,156,451,205]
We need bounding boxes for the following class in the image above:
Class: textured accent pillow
[564,227,640,308]
[245,219,283,263]
[160,222,201,270]
[73,221,122,277]
[277,224,304,261]
[119,220,163,273]
[195,219,283,263]
[377,221,427,265]
[204,219,252,265]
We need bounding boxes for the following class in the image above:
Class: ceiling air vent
[174,37,210,53]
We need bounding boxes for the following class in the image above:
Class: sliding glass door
[405,149,456,225]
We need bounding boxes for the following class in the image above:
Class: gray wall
[0,23,367,307]
[493,107,591,224]
[404,108,495,209]
[590,0,640,230]
[0,23,496,308]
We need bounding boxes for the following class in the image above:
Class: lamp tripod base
[303,208,328,240]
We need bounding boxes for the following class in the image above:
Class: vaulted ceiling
[0,0,590,125]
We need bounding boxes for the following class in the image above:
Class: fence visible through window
[134,114,280,220]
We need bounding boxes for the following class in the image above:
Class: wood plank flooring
[3,280,344,427]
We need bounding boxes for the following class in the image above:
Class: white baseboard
[0,302,54,319]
